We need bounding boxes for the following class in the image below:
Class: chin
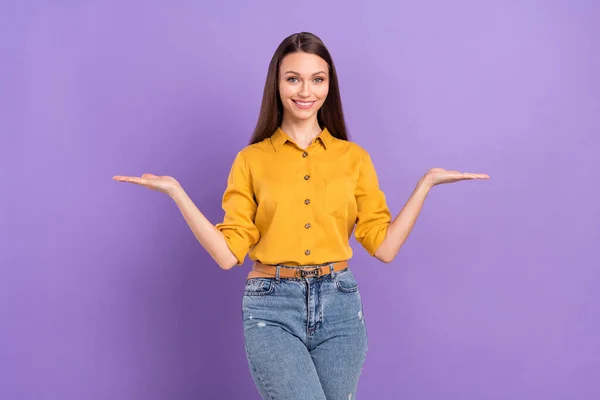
[293,111,318,121]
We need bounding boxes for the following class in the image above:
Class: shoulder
[232,138,272,162]
[329,137,371,161]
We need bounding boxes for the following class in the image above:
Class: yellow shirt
[215,127,392,266]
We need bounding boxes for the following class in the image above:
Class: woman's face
[278,52,329,123]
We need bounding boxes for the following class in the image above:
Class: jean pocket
[334,269,359,293]
[244,278,275,296]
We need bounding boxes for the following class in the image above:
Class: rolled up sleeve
[354,152,392,256]
[215,151,260,265]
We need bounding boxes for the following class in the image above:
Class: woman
[114,32,489,399]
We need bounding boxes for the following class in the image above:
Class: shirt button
[304,199,310,205]
[304,175,310,180]
[302,152,308,158]
[305,223,311,229]
[305,250,311,256]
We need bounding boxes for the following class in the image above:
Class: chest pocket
[324,178,356,219]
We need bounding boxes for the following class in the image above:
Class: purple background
[1,1,599,399]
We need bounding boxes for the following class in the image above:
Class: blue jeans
[241,265,369,399]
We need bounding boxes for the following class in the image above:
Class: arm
[354,152,393,260]
[174,151,259,270]
[171,187,239,270]
[374,168,489,263]
[373,176,431,263]
[113,151,260,271]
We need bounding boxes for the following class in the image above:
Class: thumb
[142,173,158,179]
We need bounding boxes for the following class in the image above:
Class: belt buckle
[297,267,320,278]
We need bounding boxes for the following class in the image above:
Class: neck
[280,116,322,148]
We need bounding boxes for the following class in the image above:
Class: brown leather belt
[247,261,349,280]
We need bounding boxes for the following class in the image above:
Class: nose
[298,81,310,98]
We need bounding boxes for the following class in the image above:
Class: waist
[247,261,349,280]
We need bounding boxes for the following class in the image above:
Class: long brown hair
[249,32,350,145]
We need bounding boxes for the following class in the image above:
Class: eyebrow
[283,70,327,76]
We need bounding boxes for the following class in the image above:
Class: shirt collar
[271,127,333,152]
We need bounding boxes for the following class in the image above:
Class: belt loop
[275,264,281,282]
[329,263,335,278]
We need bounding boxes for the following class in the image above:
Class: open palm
[424,168,490,187]
[112,174,181,196]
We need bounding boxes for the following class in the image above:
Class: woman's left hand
[423,168,490,188]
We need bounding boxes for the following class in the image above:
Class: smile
[293,100,315,110]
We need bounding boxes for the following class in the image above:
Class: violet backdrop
[1,0,599,399]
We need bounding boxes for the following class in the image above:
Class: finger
[113,176,150,186]
[462,173,489,179]
[113,175,136,182]
[112,175,133,182]
[465,173,490,179]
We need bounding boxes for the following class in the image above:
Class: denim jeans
[241,265,368,399]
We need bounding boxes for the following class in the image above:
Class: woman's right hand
[113,174,182,198]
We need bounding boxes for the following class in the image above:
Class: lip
[293,100,316,110]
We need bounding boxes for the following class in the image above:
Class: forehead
[280,52,328,74]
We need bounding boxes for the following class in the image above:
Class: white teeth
[295,101,313,106]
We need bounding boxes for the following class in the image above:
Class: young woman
[114,32,489,399]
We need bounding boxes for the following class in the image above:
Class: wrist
[169,184,186,202]
[418,175,434,191]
